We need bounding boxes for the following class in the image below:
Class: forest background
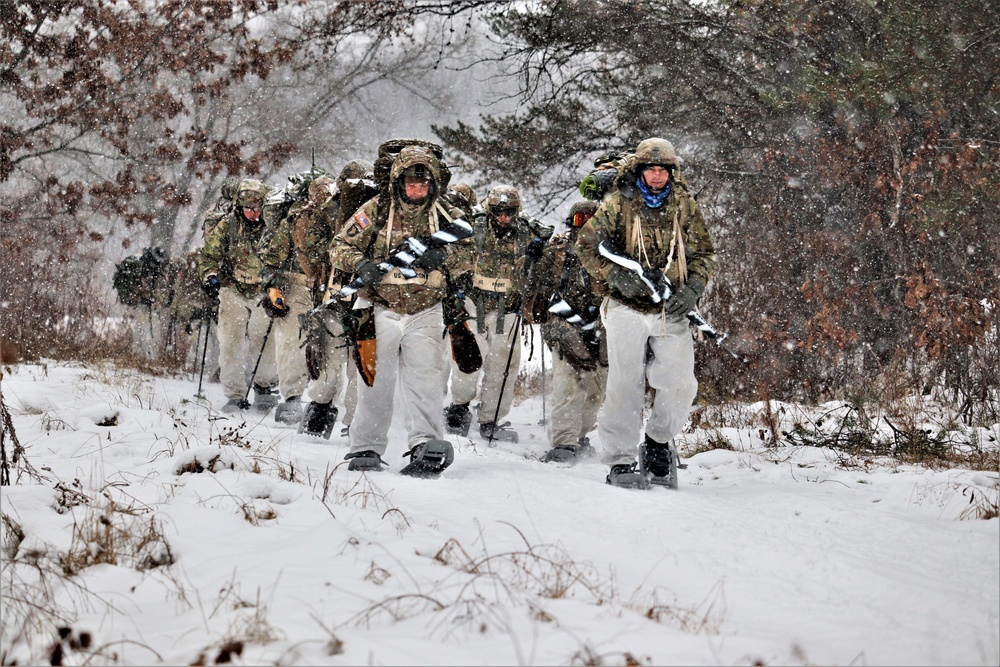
[2,0,998,423]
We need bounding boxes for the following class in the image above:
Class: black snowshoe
[274,396,302,425]
[400,439,455,478]
[252,384,280,413]
[480,421,518,444]
[298,401,338,439]
[541,438,595,464]
[639,436,679,489]
[221,398,250,414]
[606,462,647,489]
[344,450,384,472]
[444,402,473,436]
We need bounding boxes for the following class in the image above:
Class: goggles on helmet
[571,210,594,228]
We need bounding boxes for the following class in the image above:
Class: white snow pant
[131,305,167,361]
[547,349,608,447]
[449,306,521,426]
[304,308,349,406]
[343,361,358,426]
[348,303,447,457]
[598,298,696,466]
[217,287,278,400]
[271,282,311,400]
[186,317,220,381]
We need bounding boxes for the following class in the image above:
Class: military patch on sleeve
[354,211,372,229]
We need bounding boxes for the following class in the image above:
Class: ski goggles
[570,210,594,227]
[491,206,518,219]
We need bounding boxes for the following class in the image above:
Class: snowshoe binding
[274,396,302,425]
[639,436,679,489]
[252,384,280,413]
[298,401,338,439]
[480,421,518,444]
[444,402,473,436]
[400,439,455,479]
[344,450,384,472]
[606,461,648,489]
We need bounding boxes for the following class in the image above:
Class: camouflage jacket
[530,232,607,365]
[575,182,715,314]
[259,196,342,304]
[461,216,536,326]
[199,210,270,299]
[329,194,474,315]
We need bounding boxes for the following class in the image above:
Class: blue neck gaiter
[636,178,672,208]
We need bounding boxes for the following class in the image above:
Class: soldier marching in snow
[443,185,551,443]
[328,141,474,477]
[264,160,377,438]
[199,179,280,414]
[527,200,608,464]
[575,138,716,489]
[258,171,338,426]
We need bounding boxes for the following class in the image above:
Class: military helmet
[633,138,680,170]
[337,159,375,190]
[235,179,268,208]
[484,185,522,221]
[308,175,336,204]
[451,183,478,207]
[220,177,240,201]
[567,200,598,228]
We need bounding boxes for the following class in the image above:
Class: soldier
[258,171,338,425]
[171,248,220,382]
[529,200,608,463]
[575,138,716,489]
[329,142,474,476]
[443,185,550,443]
[268,160,376,437]
[113,246,176,361]
[200,178,280,414]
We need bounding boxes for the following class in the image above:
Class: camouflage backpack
[263,166,333,228]
[113,247,169,307]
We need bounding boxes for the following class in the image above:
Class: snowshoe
[252,384,280,413]
[344,450,384,472]
[606,462,648,489]
[577,436,597,458]
[541,445,583,464]
[221,398,250,414]
[274,396,302,425]
[444,402,472,436]
[298,401,338,439]
[480,421,518,444]
[639,436,679,489]
[399,439,455,478]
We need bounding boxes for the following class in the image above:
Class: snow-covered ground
[1,361,998,666]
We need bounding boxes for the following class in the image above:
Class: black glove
[354,260,383,287]
[202,275,221,299]
[606,266,650,301]
[412,246,447,270]
[525,237,545,261]
[664,281,702,316]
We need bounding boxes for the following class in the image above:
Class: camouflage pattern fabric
[329,146,474,315]
[200,190,273,300]
[575,181,715,314]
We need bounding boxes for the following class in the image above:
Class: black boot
[400,439,455,478]
[640,435,679,489]
[344,450,383,472]
[444,402,472,436]
[274,396,302,424]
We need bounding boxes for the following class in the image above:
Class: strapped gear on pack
[373,139,451,197]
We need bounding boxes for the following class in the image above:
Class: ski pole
[244,318,275,404]
[488,310,522,448]
[194,316,212,399]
